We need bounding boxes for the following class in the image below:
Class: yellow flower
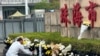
[42,44,47,49]
[83,19,91,26]
[23,40,27,45]
[35,44,39,47]
[45,50,51,55]
[5,37,13,44]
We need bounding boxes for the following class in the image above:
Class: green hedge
[9,32,100,54]
[33,0,59,10]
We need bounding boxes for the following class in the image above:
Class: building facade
[0,0,49,19]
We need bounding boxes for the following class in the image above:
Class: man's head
[17,38,23,44]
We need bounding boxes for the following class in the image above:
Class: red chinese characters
[85,1,98,28]
[72,3,83,27]
[60,4,71,27]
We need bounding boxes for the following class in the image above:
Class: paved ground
[0,43,5,56]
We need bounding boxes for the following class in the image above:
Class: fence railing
[0,18,44,40]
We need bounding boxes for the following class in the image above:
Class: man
[6,37,33,56]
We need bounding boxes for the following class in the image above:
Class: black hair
[17,38,23,41]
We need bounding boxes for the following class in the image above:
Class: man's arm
[19,45,33,55]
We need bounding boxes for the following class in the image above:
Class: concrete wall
[60,0,100,27]
[45,10,61,32]
[60,0,100,38]
[44,0,100,39]
[44,11,100,38]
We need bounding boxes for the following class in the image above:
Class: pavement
[0,43,6,56]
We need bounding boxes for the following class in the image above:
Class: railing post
[3,20,6,39]
[21,19,25,33]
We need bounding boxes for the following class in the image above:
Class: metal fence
[0,18,44,40]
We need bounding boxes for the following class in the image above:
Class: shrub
[9,32,100,55]
[33,0,60,10]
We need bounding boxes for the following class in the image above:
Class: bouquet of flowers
[4,37,13,49]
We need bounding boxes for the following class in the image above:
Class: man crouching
[6,37,33,56]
